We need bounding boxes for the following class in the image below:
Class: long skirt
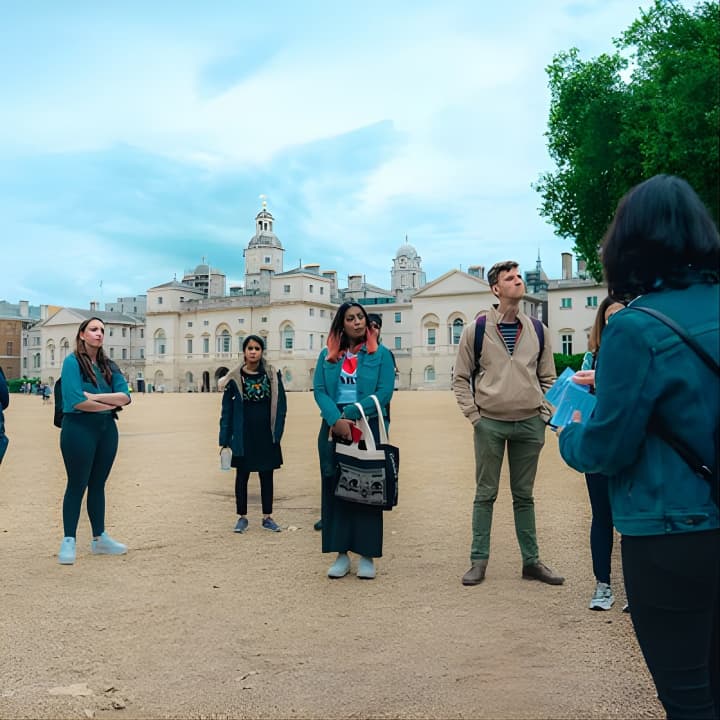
[317,419,383,558]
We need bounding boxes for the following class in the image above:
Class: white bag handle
[352,395,388,448]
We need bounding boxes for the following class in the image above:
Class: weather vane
[259,193,267,210]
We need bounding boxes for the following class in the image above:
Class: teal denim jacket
[559,283,719,536]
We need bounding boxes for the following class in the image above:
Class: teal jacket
[559,283,719,536]
[313,344,395,426]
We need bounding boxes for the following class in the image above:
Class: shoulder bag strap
[369,395,390,444]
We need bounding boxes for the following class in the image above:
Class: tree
[536,0,719,281]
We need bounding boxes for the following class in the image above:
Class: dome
[396,243,418,259]
[248,232,283,249]
[194,263,210,274]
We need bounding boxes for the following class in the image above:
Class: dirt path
[0,392,661,719]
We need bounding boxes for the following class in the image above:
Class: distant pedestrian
[0,367,9,465]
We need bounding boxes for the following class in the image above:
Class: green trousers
[471,415,546,565]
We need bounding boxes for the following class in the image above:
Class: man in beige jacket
[452,260,564,586]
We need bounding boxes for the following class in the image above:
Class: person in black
[219,335,287,533]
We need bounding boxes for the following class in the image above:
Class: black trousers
[622,530,720,720]
[235,469,274,516]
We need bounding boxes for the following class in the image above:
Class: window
[264,256,271,263]
[284,284,291,293]
[309,308,315,317]
[139,348,144,359]
[320,286,324,295]
[203,320,209,326]
[561,298,572,309]
[309,284,314,293]
[186,339,193,354]
[122,327,127,337]
[6,341,12,355]
[238,318,245,324]
[320,309,326,318]
[237,336,244,352]
[320,334,325,347]
[109,328,114,337]
[23,357,27,369]
[395,312,402,323]
[424,366,436,382]
[217,329,231,353]
[121,348,127,360]
[109,348,115,359]
[451,318,464,345]
[34,336,40,345]
[202,337,209,353]
[394,337,402,350]
[33,353,40,369]
[140,329,144,339]
[309,333,314,350]
[154,330,166,356]
[427,328,436,346]
[562,334,573,355]
[282,325,294,350]
[158,297,163,305]
[261,316,267,323]
[187,321,193,327]
[586,296,598,307]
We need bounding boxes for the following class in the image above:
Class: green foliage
[553,353,585,376]
[7,377,40,393]
[536,0,720,281]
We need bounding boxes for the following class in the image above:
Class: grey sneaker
[589,582,615,610]
[462,560,488,585]
[234,517,249,533]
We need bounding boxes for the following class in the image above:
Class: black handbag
[334,396,399,510]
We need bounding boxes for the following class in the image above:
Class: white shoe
[58,537,76,565]
[589,581,615,610]
[91,532,127,555]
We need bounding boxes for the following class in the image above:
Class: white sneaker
[58,537,76,565]
[589,581,615,610]
[91,532,127,555]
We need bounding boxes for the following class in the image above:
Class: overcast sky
[0,1,677,309]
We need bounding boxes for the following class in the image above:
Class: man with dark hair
[452,260,564,586]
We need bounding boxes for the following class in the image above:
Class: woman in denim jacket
[559,175,719,719]
[313,302,395,580]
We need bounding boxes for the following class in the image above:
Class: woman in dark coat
[313,302,395,580]
[219,335,287,533]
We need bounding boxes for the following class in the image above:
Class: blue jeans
[585,473,614,584]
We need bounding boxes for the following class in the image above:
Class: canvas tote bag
[334,395,399,510]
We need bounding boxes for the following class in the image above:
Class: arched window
[451,318,464,345]
[60,338,70,361]
[46,341,56,365]
[216,328,231,353]
[424,366,436,382]
[281,323,294,350]
[154,329,166,356]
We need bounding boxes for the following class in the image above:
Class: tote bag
[334,395,399,510]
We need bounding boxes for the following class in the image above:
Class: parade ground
[0,391,661,719]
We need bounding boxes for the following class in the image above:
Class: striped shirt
[498,321,520,355]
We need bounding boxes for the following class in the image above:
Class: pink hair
[326,325,379,362]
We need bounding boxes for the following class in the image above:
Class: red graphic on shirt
[342,355,357,375]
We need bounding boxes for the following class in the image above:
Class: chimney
[561,252,572,280]
[40,304,48,320]
[467,265,485,280]
[348,274,362,292]
[90,300,98,311]
[303,263,320,275]
[19,300,29,317]
[577,258,587,278]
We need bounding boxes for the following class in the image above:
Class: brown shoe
[462,560,488,586]
[522,561,564,585]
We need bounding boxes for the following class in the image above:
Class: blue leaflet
[545,367,596,428]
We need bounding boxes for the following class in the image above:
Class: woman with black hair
[559,175,720,719]
[313,302,395,579]
[58,317,132,565]
[219,335,286,533]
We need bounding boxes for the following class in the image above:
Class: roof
[147,280,201,292]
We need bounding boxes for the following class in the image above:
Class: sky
[0,0,679,309]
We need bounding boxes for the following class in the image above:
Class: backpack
[471,314,545,390]
[629,305,719,506]
[53,378,64,428]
